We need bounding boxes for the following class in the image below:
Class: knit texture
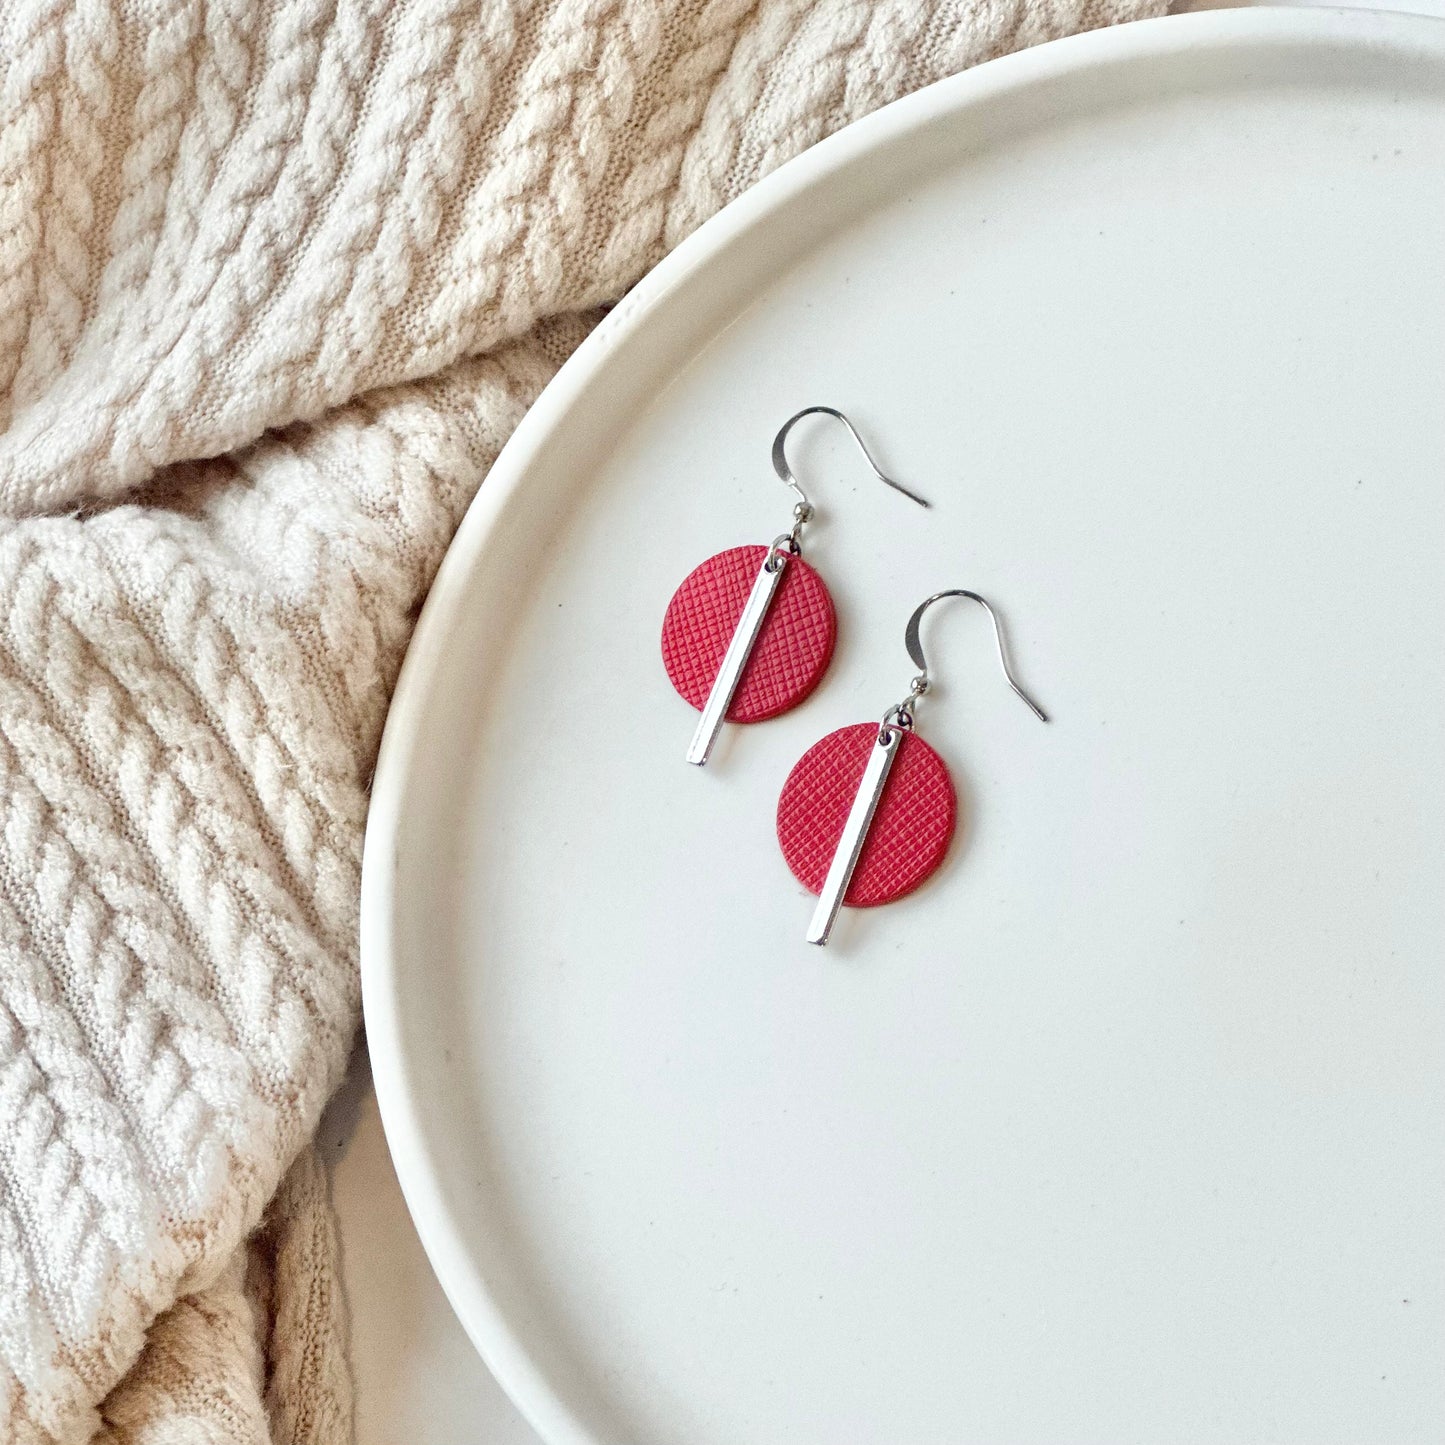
[0,0,1163,1439]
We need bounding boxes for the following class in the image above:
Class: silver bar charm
[686,556,786,766]
[806,726,901,946]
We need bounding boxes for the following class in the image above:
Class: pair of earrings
[660,407,1048,946]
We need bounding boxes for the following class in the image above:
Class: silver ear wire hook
[771,407,931,514]
[901,589,1049,723]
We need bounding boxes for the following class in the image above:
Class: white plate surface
[361,12,1445,1442]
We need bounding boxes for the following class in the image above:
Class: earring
[661,407,928,766]
[776,589,1048,946]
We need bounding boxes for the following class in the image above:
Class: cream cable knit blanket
[0,0,1161,1439]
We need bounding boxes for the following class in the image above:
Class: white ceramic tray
[361,11,1445,1442]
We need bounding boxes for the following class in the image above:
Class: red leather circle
[776,723,957,907]
[661,545,836,723]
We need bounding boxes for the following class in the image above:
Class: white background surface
[328,3,1445,1442]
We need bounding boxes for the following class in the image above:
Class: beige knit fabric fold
[93,1145,348,1445]
[0,0,1163,1439]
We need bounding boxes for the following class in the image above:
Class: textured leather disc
[776,723,957,906]
[661,545,836,722]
